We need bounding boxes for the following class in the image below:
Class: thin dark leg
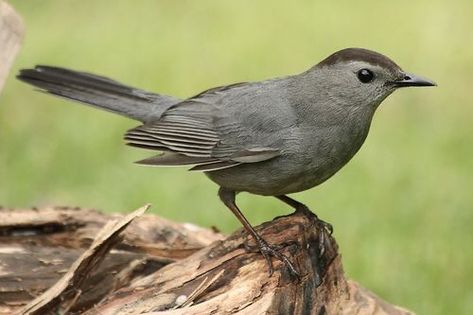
[275,195,333,234]
[218,188,299,277]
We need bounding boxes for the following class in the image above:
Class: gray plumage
[17,48,436,195]
[17,48,435,276]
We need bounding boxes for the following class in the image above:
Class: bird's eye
[357,69,374,83]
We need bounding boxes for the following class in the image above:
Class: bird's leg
[218,188,299,278]
[275,195,333,235]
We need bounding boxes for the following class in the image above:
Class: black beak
[392,72,437,87]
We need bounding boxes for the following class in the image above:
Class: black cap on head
[318,48,402,74]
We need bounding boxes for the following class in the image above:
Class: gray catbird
[17,48,436,277]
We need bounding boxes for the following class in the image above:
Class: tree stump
[0,205,413,315]
[0,0,24,91]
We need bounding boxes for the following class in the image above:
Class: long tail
[17,65,181,122]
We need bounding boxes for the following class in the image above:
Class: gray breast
[206,107,373,196]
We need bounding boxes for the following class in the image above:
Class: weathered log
[0,206,223,314]
[0,0,24,92]
[0,206,413,315]
[0,206,223,259]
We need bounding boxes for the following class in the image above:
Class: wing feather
[127,128,217,144]
[125,131,215,148]
[124,81,284,170]
[136,152,218,166]
[126,139,210,156]
[189,161,241,172]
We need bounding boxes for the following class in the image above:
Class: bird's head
[310,48,436,109]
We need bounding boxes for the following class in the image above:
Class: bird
[17,48,436,277]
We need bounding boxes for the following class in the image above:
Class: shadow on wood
[0,206,412,315]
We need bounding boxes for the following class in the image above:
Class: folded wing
[125,83,283,172]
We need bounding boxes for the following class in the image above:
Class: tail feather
[17,66,181,122]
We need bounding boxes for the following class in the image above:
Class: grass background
[1,1,472,313]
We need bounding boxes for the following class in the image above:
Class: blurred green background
[1,1,472,313]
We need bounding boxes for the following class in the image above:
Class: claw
[318,229,326,257]
[318,219,333,235]
[254,236,300,279]
[294,205,334,235]
[292,206,333,260]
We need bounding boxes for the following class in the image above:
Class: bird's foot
[244,235,300,279]
[316,217,333,235]
[294,205,333,235]
[273,202,333,235]
[291,205,333,261]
